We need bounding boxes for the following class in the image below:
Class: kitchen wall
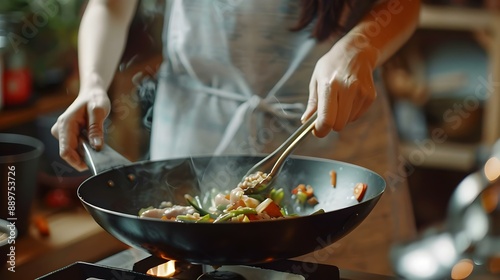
[0,0,163,209]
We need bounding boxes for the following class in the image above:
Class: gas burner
[36,250,341,280]
[133,255,340,280]
[197,270,246,280]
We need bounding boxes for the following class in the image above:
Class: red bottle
[2,51,32,107]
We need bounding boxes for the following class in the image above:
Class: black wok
[77,141,385,266]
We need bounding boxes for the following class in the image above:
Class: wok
[77,141,385,266]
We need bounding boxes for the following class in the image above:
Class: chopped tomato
[246,214,259,221]
[354,183,367,202]
[264,201,283,218]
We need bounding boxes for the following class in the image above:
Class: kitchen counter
[0,206,128,280]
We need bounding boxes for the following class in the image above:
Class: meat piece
[163,205,196,219]
[140,205,196,219]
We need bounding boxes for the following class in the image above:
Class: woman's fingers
[301,78,319,123]
[349,94,365,123]
[50,90,110,172]
[308,77,375,136]
[350,84,376,122]
[315,80,338,138]
[333,79,356,131]
[52,114,87,171]
[351,98,372,122]
[87,97,109,151]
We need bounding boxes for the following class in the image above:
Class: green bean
[296,191,308,204]
[175,215,198,222]
[270,188,284,205]
[176,214,212,223]
[213,207,258,223]
[185,194,216,218]
[197,214,212,222]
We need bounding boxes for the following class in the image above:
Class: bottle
[0,14,7,111]
[3,48,32,107]
[0,12,32,108]
[0,51,4,111]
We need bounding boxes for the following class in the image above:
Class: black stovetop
[35,248,396,280]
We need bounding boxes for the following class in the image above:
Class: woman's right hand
[51,86,111,171]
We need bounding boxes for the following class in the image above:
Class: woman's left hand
[302,34,379,137]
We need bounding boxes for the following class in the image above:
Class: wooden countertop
[0,205,128,279]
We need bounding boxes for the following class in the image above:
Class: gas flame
[147,260,177,278]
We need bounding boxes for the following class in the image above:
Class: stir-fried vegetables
[291,184,319,206]
[138,170,369,223]
[139,184,306,223]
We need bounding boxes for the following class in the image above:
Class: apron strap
[214,38,316,155]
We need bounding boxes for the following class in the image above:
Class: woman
[52,0,420,275]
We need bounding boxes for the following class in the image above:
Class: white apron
[150,0,416,275]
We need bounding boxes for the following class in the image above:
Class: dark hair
[292,0,377,41]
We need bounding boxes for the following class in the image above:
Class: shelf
[0,89,76,131]
[400,141,477,171]
[398,4,500,171]
[419,4,495,30]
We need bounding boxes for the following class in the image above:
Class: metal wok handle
[79,136,131,175]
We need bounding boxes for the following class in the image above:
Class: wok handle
[79,136,132,175]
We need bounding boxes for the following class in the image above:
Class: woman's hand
[51,86,111,171]
[302,34,379,137]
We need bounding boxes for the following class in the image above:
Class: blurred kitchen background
[0,0,163,209]
[1,0,500,278]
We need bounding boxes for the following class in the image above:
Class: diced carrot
[353,183,367,202]
[307,196,319,206]
[33,215,50,237]
[264,201,283,218]
[305,185,314,198]
[330,170,337,187]
[227,199,246,210]
[292,184,306,195]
